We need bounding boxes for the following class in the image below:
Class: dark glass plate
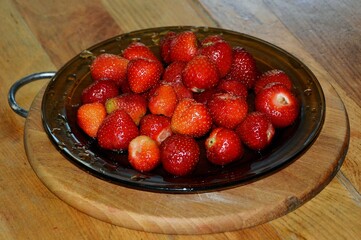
[42,26,325,193]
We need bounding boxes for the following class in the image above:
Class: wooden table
[1,0,360,239]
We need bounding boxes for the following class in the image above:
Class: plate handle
[8,71,56,118]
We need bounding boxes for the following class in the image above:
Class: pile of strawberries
[76,30,300,176]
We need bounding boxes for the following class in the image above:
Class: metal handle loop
[8,71,56,118]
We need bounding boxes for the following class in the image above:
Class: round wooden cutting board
[24,74,349,235]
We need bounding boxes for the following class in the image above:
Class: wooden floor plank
[270,176,361,239]
[14,0,122,68]
[101,0,216,32]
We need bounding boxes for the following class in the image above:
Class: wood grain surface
[1,0,360,239]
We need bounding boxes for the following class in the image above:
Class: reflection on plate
[42,26,325,193]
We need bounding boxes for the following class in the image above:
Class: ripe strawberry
[235,112,275,150]
[198,35,232,78]
[127,58,163,93]
[225,47,257,89]
[205,128,244,165]
[119,78,132,94]
[169,31,198,62]
[163,61,186,83]
[97,110,139,150]
[160,134,200,176]
[254,69,293,94]
[77,102,107,138]
[122,41,159,61]
[139,114,173,145]
[90,53,129,86]
[255,84,299,128]
[160,31,177,63]
[148,83,178,117]
[171,98,212,137]
[216,79,248,99]
[193,88,217,105]
[128,135,161,172]
[105,93,147,125]
[81,80,119,104]
[182,55,220,92]
[207,93,248,129]
[168,81,193,100]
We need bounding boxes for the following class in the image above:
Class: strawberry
[127,58,163,93]
[171,98,212,137]
[182,55,220,92]
[235,112,275,150]
[97,109,139,150]
[205,128,244,165]
[254,69,293,94]
[193,88,217,105]
[160,31,177,63]
[200,34,224,44]
[90,53,129,86]
[255,84,299,128]
[169,31,198,62]
[198,35,233,78]
[160,134,200,176]
[81,80,119,104]
[139,114,173,145]
[225,47,257,89]
[122,41,159,61]
[128,135,161,172]
[207,93,248,129]
[119,78,132,94]
[168,81,193,100]
[105,93,147,125]
[148,83,178,117]
[163,61,186,83]
[77,102,107,138]
[216,79,248,99]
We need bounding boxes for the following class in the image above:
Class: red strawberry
[216,79,248,99]
[255,84,299,128]
[193,88,217,105]
[205,128,244,165]
[105,93,147,125]
[235,112,275,150]
[168,81,193,100]
[97,110,139,150]
[77,102,107,138]
[90,53,129,86]
[169,31,198,62]
[254,69,293,94]
[160,134,200,176]
[128,135,161,172]
[148,83,178,117]
[207,93,248,129]
[119,77,132,94]
[139,114,173,145]
[127,58,163,93]
[171,98,212,137]
[81,80,119,104]
[163,61,186,83]
[225,47,257,89]
[160,31,177,63]
[198,35,233,78]
[122,41,159,61]
[201,34,224,44]
[182,55,220,92]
